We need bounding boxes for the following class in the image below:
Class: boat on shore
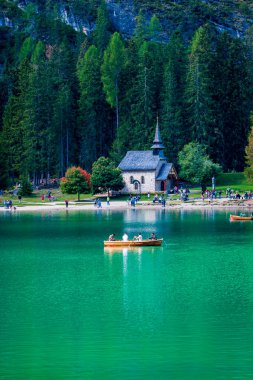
[104,239,163,247]
[230,214,253,221]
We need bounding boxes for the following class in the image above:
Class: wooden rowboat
[104,239,163,247]
[230,214,253,221]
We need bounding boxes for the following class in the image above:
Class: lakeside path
[1,199,253,212]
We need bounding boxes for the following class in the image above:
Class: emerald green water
[1,209,253,380]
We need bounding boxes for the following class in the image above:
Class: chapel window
[130,176,134,184]
[141,176,145,184]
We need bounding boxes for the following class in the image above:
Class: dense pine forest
[1,0,253,187]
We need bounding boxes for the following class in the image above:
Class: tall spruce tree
[161,32,187,164]
[186,24,216,148]
[77,45,102,170]
[101,32,126,138]
[212,33,252,171]
[2,60,32,181]
[112,17,164,160]
[130,41,158,148]
[244,115,253,181]
[93,0,111,54]
[50,41,76,177]
[22,41,58,183]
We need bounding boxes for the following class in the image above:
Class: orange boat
[104,239,163,247]
[230,214,253,221]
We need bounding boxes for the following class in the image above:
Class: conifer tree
[22,41,56,182]
[2,60,32,180]
[18,37,35,62]
[148,15,162,41]
[93,0,111,54]
[212,33,252,170]
[77,45,102,170]
[244,115,253,181]
[161,32,187,164]
[50,41,76,177]
[101,32,126,136]
[186,25,216,147]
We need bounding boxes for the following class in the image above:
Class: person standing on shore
[65,200,69,208]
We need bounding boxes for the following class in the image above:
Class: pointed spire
[153,115,163,144]
[151,116,165,154]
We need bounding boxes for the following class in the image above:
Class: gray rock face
[105,0,136,38]
[104,0,253,41]
[3,0,253,40]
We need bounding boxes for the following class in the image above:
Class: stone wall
[121,171,156,194]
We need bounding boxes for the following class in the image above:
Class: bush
[60,166,91,201]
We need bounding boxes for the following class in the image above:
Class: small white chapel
[118,119,178,194]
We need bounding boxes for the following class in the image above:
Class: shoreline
[1,199,253,212]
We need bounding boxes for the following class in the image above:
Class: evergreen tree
[77,45,102,170]
[130,41,158,147]
[50,41,77,177]
[101,32,126,138]
[93,0,111,54]
[244,116,253,181]
[148,15,162,41]
[161,32,187,164]
[22,41,56,183]
[134,12,147,48]
[1,60,32,181]
[112,23,164,160]
[18,37,35,62]
[186,25,216,148]
[212,33,252,171]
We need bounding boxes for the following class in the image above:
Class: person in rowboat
[149,232,157,240]
[137,233,143,241]
[122,233,128,241]
[109,234,115,241]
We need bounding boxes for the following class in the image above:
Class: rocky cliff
[1,0,253,40]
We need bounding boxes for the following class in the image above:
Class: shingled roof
[118,151,160,171]
[156,163,173,180]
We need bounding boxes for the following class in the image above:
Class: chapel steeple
[151,117,165,156]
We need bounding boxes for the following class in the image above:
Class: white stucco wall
[121,171,156,194]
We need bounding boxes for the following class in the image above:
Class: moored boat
[230,214,253,221]
[104,239,163,247]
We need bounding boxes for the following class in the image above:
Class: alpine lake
[1,208,253,380]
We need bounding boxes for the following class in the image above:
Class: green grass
[216,172,248,186]
[0,189,95,207]
[190,172,253,194]
[1,173,253,207]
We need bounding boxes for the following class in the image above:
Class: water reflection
[104,246,143,256]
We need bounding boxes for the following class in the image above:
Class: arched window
[130,176,134,184]
[141,176,145,184]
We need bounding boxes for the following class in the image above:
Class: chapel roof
[118,151,161,171]
[156,163,173,180]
